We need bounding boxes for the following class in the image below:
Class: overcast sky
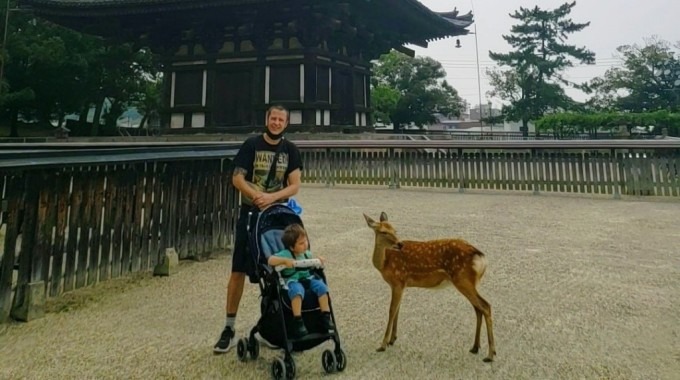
[409,0,679,110]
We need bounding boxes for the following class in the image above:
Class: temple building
[21,0,473,133]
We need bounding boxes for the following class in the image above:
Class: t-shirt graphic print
[252,150,289,194]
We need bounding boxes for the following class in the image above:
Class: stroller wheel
[284,357,296,379]
[237,338,249,362]
[271,358,286,380]
[248,337,260,359]
[321,349,337,374]
[334,349,347,372]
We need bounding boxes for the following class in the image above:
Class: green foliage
[0,6,159,137]
[536,110,680,137]
[487,1,595,133]
[586,37,680,112]
[133,76,163,130]
[371,85,400,124]
[371,50,465,128]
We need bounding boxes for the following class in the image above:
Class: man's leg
[227,272,247,314]
[214,211,250,354]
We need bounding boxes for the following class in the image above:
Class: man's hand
[284,259,295,268]
[253,192,276,209]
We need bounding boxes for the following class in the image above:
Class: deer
[363,211,496,362]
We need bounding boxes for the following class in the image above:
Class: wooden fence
[296,140,680,197]
[1,139,678,323]
[0,145,241,323]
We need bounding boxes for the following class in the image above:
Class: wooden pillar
[303,52,317,126]
[161,63,173,130]
[252,36,269,128]
[365,69,371,119]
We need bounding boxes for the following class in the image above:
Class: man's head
[265,105,289,140]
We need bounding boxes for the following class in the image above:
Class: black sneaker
[321,313,336,332]
[213,326,236,354]
[291,318,308,338]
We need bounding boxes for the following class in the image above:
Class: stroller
[235,203,346,379]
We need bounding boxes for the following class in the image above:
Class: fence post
[325,148,334,187]
[458,148,465,193]
[388,148,399,189]
[531,149,540,195]
[0,175,21,323]
[11,172,46,322]
[612,149,621,200]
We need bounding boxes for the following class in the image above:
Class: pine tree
[488,1,595,136]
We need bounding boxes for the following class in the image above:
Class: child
[268,224,335,337]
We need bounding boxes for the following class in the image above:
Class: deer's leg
[470,307,483,354]
[453,279,495,362]
[378,285,403,352]
[477,293,496,362]
[389,304,401,345]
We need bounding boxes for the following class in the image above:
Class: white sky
[409,0,679,110]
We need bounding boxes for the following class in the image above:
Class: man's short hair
[266,104,289,121]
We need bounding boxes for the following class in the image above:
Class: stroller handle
[275,258,323,272]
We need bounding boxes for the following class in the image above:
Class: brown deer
[363,211,496,362]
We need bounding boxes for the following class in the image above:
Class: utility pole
[472,0,483,136]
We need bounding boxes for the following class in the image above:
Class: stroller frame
[234,203,346,379]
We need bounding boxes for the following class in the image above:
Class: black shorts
[231,205,259,276]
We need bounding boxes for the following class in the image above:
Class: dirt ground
[1,185,679,380]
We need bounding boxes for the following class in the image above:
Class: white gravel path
[1,185,679,380]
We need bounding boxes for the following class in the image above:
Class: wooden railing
[0,144,241,322]
[294,140,680,197]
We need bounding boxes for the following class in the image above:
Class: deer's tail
[471,249,487,281]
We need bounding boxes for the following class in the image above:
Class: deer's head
[364,212,402,248]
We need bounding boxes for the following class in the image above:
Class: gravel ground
[1,185,679,380]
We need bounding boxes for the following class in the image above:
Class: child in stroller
[267,223,336,338]
[235,203,346,379]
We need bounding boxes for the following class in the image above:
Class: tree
[0,5,158,137]
[487,1,595,136]
[536,110,680,137]
[371,50,465,129]
[586,37,680,113]
[371,85,400,125]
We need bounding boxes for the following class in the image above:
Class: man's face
[266,109,288,137]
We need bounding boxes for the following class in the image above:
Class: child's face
[292,234,309,255]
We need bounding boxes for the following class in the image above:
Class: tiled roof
[21,0,473,42]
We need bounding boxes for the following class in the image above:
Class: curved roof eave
[20,0,474,41]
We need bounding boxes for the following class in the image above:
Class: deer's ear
[379,212,388,222]
[363,213,378,228]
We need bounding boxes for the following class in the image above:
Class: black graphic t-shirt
[232,135,303,206]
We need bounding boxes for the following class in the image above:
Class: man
[214,104,303,353]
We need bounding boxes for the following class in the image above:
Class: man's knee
[229,272,247,285]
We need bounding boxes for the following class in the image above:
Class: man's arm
[253,168,301,209]
[232,168,262,201]
[270,168,301,200]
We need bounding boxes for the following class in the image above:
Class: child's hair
[281,223,307,249]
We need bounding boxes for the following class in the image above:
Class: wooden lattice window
[269,65,300,102]
[316,66,330,103]
[353,73,365,107]
[174,70,203,106]
[213,70,252,126]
